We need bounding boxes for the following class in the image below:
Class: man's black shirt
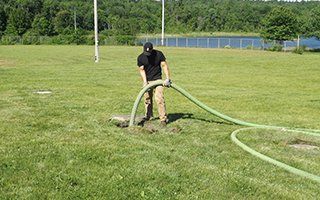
[137,50,166,81]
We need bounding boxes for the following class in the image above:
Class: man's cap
[143,42,153,56]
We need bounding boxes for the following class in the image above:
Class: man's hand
[163,79,172,87]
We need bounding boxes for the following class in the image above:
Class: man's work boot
[160,121,167,127]
[143,116,151,121]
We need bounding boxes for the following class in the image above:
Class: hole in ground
[109,114,145,128]
[109,114,182,133]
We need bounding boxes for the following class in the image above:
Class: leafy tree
[261,6,299,43]
[1,0,320,43]
[0,7,7,36]
[5,7,32,36]
[54,10,73,34]
[112,17,139,36]
[20,0,43,16]
[98,9,109,31]
[70,29,86,45]
[32,15,54,36]
[308,6,320,39]
[42,0,60,20]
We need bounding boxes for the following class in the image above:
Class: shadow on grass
[167,113,233,126]
[308,48,320,52]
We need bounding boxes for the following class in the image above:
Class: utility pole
[161,0,165,46]
[74,9,77,31]
[94,0,99,63]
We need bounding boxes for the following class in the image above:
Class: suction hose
[129,80,320,183]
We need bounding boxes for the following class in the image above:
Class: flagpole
[161,0,165,46]
[94,0,99,63]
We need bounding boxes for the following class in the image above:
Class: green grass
[0,45,320,199]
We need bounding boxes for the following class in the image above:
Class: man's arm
[161,61,171,87]
[161,61,170,80]
[138,66,148,86]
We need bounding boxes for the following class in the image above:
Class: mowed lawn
[0,45,320,199]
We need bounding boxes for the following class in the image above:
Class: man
[137,42,171,126]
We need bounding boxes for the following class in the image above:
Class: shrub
[50,35,71,44]
[69,30,86,45]
[0,33,138,46]
[85,35,95,45]
[115,35,137,45]
[0,36,21,45]
[246,45,254,50]
[268,44,283,52]
[292,46,306,54]
[22,31,40,45]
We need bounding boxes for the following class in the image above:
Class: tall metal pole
[94,0,99,63]
[161,0,165,46]
[74,9,77,31]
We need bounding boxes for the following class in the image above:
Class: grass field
[0,45,320,199]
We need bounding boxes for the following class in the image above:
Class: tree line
[0,0,319,45]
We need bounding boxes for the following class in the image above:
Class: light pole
[74,9,77,31]
[94,0,99,63]
[161,0,165,46]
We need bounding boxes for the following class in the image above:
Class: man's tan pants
[144,80,167,122]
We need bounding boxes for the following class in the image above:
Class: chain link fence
[1,35,319,51]
[140,37,320,51]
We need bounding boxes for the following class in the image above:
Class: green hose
[231,127,320,183]
[129,80,320,183]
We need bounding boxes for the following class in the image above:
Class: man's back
[137,50,166,81]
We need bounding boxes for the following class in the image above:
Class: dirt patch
[170,126,182,133]
[289,144,319,150]
[288,139,319,150]
[134,120,182,134]
[143,122,159,133]
[110,115,182,134]
[0,59,15,67]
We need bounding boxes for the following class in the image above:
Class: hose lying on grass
[129,80,320,183]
